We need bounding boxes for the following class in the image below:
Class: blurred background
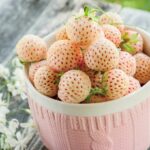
[105,0,150,11]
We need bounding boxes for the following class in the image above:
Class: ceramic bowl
[25,26,150,150]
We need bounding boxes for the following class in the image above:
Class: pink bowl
[25,26,150,150]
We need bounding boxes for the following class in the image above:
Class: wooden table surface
[1,0,150,149]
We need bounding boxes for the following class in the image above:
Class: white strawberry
[47,40,83,72]
[134,53,150,84]
[102,24,121,47]
[118,51,136,76]
[99,12,124,33]
[29,60,48,83]
[16,35,47,62]
[56,26,68,40]
[66,6,103,48]
[79,62,101,86]
[126,76,141,95]
[58,70,91,103]
[84,38,119,71]
[34,66,58,97]
[102,69,129,100]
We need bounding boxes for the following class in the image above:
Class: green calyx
[76,5,105,22]
[80,47,85,51]
[54,72,64,84]
[19,60,28,65]
[122,43,134,53]
[85,86,107,103]
[84,5,98,21]
[101,72,108,88]
[121,32,139,53]
[90,87,107,95]
[102,72,108,83]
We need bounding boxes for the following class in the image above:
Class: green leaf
[122,32,129,41]
[84,87,107,103]
[54,72,64,84]
[91,16,99,22]
[19,60,28,65]
[84,94,92,103]
[57,72,64,78]
[84,6,90,16]
[90,87,107,96]
[102,72,108,83]
[122,32,139,45]
[129,33,139,43]
[122,43,135,53]
[130,33,138,40]
[80,47,85,51]
[102,85,108,94]
[83,5,105,22]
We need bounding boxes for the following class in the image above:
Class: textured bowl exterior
[25,26,150,150]
[27,94,150,150]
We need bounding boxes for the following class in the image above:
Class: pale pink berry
[56,26,68,40]
[102,69,129,100]
[58,70,91,103]
[134,53,150,84]
[118,51,136,76]
[126,76,141,95]
[29,60,48,83]
[79,62,100,86]
[84,38,119,71]
[34,66,58,97]
[102,24,121,47]
[16,35,47,62]
[99,12,124,33]
[47,40,83,72]
[66,16,103,48]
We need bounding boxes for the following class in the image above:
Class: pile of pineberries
[16,6,150,104]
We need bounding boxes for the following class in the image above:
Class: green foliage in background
[104,0,150,11]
